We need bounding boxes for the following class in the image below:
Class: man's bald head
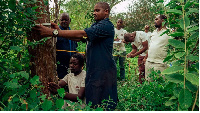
[96,2,110,14]
[59,12,71,29]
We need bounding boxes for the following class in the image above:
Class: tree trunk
[28,0,58,95]
[54,0,59,24]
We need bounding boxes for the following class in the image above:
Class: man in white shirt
[113,19,127,81]
[143,15,171,81]
[125,31,148,84]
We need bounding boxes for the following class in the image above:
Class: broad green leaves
[57,88,65,98]
[56,99,64,109]
[185,73,199,86]
[30,76,40,85]
[10,46,22,51]
[42,99,52,111]
[178,89,192,110]
[167,9,182,15]
[179,15,190,30]
[162,66,184,74]
[165,73,184,83]
[168,39,185,49]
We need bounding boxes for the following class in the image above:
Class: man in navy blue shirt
[34,2,117,110]
[56,13,78,79]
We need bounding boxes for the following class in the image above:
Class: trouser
[138,55,145,84]
[113,51,126,80]
[145,61,167,82]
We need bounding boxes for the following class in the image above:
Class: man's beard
[155,24,160,28]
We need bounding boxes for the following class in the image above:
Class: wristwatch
[52,29,59,36]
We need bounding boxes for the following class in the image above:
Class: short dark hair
[96,2,110,13]
[71,53,84,67]
[124,33,131,42]
[159,14,167,20]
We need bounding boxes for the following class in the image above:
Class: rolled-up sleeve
[84,22,111,42]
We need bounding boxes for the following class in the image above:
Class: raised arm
[33,23,87,41]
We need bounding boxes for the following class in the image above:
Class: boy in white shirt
[113,19,127,81]
[48,53,86,108]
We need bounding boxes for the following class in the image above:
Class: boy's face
[69,57,82,75]
[93,4,108,21]
[117,19,123,28]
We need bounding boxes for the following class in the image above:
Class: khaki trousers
[145,61,167,82]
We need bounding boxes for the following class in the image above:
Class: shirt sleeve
[62,74,69,84]
[80,71,86,87]
[140,32,148,42]
[84,21,111,42]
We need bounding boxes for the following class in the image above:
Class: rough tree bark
[28,0,58,95]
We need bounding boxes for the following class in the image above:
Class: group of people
[34,2,170,110]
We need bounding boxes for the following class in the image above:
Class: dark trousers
[113,51,126,80]
[138,55,145,84]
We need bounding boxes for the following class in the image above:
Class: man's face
[117,19,123,28]
[69,57,82,75]
[129,32,136,42]
[59,14,70,29]
[145,25,149,30]
[93,4,107,21]
[154,15,162,28]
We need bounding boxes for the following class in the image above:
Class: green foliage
[159,0,199,111]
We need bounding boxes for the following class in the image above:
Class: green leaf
[185,80,198,92]
[179,16,190,30]
[185,73,199,86]
[165,96,177,106]
[30,76,40,85]
[186,55,198,61]
[168,39,185,49]
[163,54,174,62]
[178,89,192,109]
[184,15,190,28]
[167,9,182,15]
[162,66,184,74]
[184,0,193,10]
[30,89,37,99]
[175,52,185,58]
[9,74,15,78]
[57,88,65,98]
[20,71,29,80]
[169,32,184,37]
[195,62,199,70]
[188,8,199,13]
[165,73,184,83]
[187,26,199,32]
[10,46,21,51]
[8,0,16,11]
[56,99,64,108]
[32,6,38,10]
[39,94,47,101]
[172,60,184,66]
[188,32,199,40]
[95,107,104,111]
[173,87,182,98]
[42,99,52,111]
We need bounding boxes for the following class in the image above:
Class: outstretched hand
[51,22,60,30]
[48,82,60,95]
[32,24,53,37]
[32,22,60,37]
